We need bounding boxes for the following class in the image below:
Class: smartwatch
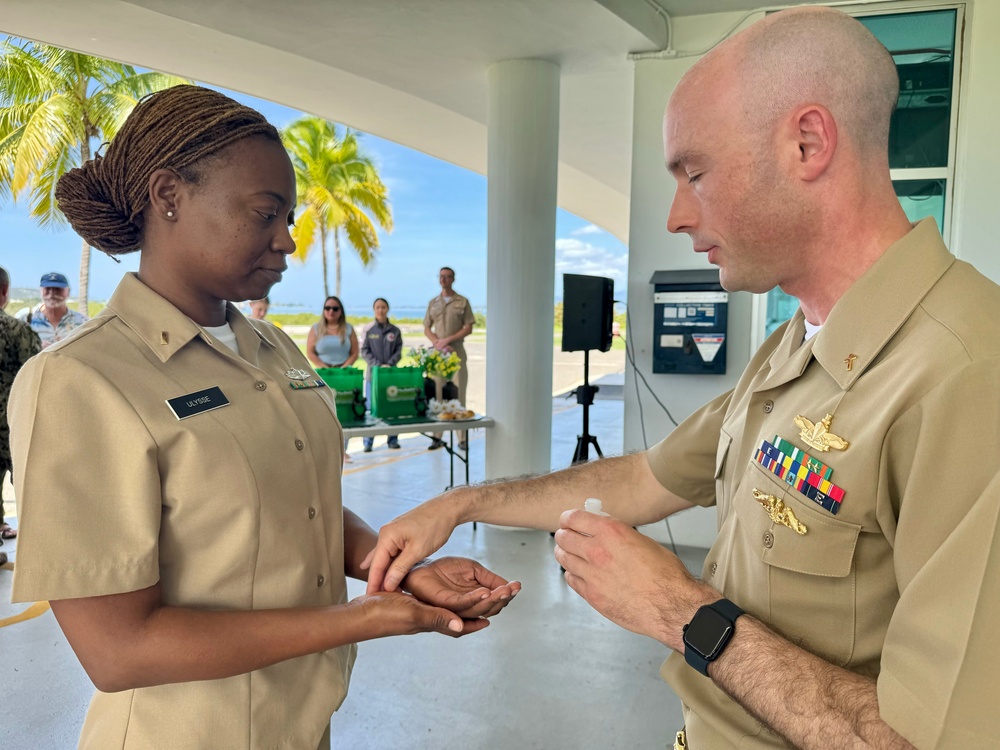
[682,598,745,677]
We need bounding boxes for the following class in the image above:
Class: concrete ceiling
[0,0,818,242]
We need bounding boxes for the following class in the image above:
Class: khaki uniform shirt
[647,220,1000,749]
[424,292,475,401]
[10,273,355,750]
[424,292,474,358]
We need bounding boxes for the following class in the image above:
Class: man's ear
[787,104,837,182]
[148,169,181,221]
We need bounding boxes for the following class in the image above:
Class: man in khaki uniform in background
[424,266,475,450]
[367,7,1000,749]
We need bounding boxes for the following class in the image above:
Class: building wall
[624,2,998,548]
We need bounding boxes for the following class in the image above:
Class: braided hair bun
[55,85,280,256]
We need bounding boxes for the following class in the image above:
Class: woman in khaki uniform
[8,86,519,750]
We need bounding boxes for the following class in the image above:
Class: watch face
[684,606,734,658]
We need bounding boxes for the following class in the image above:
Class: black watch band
[682,598,745,677]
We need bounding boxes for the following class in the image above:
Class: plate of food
[427,398,476,421]
[431,410,476,421]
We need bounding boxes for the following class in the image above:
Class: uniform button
[763,400,774,413]
[763,531,774,549]
[295,439,304,451]
[308,507,316,520]
[317,575,325,587]
[255,381,267,392]
[710,562,718,576]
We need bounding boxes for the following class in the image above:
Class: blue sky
[1,81,628,314]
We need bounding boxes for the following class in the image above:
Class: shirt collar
[812,218,953,390]
[106,273,275,363]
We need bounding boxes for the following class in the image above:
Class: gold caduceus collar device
[792,413,850,453]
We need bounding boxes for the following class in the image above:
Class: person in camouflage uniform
[0,266,42,563]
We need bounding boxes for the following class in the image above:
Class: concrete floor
[0,389,706,749]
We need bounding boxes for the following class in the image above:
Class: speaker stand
[571,350,603,464]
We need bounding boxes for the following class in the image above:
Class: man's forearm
[449,453,689,531]
[709,616,914,749]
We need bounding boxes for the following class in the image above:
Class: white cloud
[571,223,603,236]
[554,237,628,290]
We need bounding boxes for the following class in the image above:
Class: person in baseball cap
[39,272,70,288]
[15,271,88,348]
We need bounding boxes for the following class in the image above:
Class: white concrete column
[485,60,560,480]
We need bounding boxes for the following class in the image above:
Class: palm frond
[28,140,75,227]
[11,92,82,194]
[0,41,65,106]
[281,114,392,270]
[291,204,320,264]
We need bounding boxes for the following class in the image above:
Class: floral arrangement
[409,346,462,379]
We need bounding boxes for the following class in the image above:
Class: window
[758,6,962,341]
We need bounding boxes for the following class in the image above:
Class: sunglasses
[324,306,341,312]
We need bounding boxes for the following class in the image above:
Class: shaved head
[662,5,912,315]
[693,6,899,159]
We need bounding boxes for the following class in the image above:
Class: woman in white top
[307,295,358,368]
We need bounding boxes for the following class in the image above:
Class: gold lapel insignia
[284,368,312,381]
[752,489,807,535]
[793,413,850,453]
[844,353,857,371]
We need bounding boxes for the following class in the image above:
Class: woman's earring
[167,211,175,218]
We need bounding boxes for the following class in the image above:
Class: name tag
[166,386,231,420]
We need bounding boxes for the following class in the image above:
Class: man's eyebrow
[666,150,703,173]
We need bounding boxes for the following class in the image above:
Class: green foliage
[408,346,461,379]
[281,116,392,297]
[0,37,189,310]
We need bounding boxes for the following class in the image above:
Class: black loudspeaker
[562,274,613,352]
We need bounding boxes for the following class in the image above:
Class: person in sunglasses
[307,295,358,369]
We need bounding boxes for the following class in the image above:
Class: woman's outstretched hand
[402,556,521,620]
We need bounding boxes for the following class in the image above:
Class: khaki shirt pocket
[734,459,862,665]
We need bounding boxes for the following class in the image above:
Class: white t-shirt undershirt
[203,323,240,354]
[803,320,823,341]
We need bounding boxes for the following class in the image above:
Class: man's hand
[348,590,489,638]
[553,509,717,648]
[402,556,521,620]
[361,495,464,593]
[433,339,452,353]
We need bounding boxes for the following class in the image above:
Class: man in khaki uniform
[366,7,1000,749]
[424,266,475,449]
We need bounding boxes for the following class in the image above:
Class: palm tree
[0,38,188,314]
[282,117,393,298]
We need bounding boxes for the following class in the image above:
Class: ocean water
[263,304,483,319]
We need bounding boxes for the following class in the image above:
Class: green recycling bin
[315,367,367,423]
[371,366,427,420]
